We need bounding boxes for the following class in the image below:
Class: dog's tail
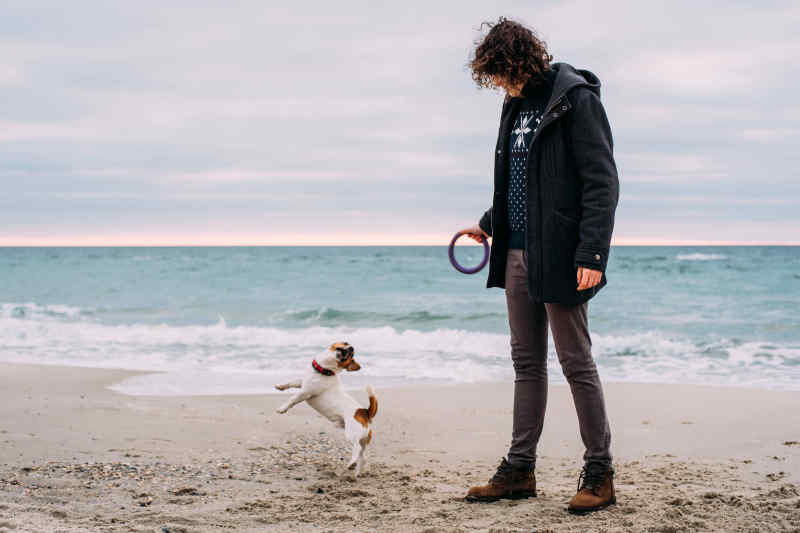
[365,385,378,420]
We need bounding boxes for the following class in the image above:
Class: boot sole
[567,496,616,515]
[465,491,537,503]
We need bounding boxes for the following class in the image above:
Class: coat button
[594,254,601,260]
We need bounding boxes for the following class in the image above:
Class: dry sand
[1,362,799,532]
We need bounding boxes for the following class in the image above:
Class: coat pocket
[553,209,579,229]
[550,209,580,293]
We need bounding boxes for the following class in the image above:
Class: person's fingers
[459,225,488,242]
[579,268,592,290]
[576,269,603,289]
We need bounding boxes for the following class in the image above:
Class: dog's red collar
[312,359,335,376]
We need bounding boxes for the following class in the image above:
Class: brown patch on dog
[360,429,372,447]
[333,342,357,370]
[336,356,360,371]
[354,408,370,428]
[367,391,377,419]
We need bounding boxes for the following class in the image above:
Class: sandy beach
[1,362,799,532]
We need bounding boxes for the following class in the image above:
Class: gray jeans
[505,249,612,467]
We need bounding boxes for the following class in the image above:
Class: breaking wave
[1,303,798,395]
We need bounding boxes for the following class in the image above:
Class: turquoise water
[1,246,798,394]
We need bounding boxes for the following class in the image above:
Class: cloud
[619,152,726,182]
[0,0,798,244]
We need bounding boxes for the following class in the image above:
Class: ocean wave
[676,253,728,261]
[0,315,510,383]
[1,311,799,394]
[0,302,88,320]
[0,301,477,328]
[282,307,454,324]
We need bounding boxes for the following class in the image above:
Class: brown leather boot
[567,463,616,514]
[465,458,537,502]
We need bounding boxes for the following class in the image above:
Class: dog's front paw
[276,405,289,414]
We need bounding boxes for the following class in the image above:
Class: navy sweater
[506,69,555,249]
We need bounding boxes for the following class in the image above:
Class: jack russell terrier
[274,342,378,476]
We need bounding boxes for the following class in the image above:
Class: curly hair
[469,17,553,90]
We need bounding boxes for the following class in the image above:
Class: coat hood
[521,62,601,112]
[550,62,601,97]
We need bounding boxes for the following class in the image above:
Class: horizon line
[3,232,800,247]
[1,240,799,247]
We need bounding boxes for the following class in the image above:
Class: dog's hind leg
[356,445,367,476]
[346,440,361,474]
[355,429,371,475]
[274,379,302,391]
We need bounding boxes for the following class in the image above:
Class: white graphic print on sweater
[508,109,543,232]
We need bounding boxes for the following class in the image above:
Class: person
[459,17,620,514]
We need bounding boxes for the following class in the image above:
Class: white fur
[274,350,376,476]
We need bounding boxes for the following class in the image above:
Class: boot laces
[490,458,515,484]
[577,463,607,495]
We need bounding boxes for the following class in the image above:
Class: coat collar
[520,67,556,100]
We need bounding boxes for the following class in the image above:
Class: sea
[1,246,798,395]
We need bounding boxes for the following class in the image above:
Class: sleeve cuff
[574,247,607,271]
[478,210,492,237]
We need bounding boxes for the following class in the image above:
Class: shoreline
[4,359,799,397]
[1,362,799,531]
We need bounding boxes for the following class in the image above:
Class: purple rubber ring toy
[449,232,490,274]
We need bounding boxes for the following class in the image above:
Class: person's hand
[577,266,602,291]
[458,225,489,244]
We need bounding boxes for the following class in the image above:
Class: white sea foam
[1,307,799,395]
[0,302,86,319]
[675,253,728,261]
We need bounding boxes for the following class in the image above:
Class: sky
[1,1,799,246]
